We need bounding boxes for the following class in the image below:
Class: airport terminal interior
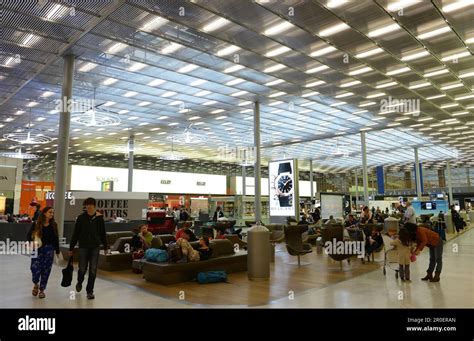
[0,0,474,309]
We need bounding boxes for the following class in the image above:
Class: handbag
[61,256,74,287]
[33,233,42,249]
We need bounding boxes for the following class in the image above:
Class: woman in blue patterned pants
[28,207,60,299]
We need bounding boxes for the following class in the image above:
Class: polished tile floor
[1,228,472,308]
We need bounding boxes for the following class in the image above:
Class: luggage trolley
[381,234,399,279]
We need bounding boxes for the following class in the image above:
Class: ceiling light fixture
[264,21,294,36]
[310,46,337,57]
[355,48,384,58]
[202,17,230,32]
[386,67,410,76]
[418,26,451,40]
[263,64,286,73]
[161,42,183,55]
[368,23,400,37]
[265,46,291,57]
[319,23,349,37]
[217,45,241,57]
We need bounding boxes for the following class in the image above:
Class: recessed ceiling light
[225,78,245,86]
[107,42,127,54]
[466,37,474,44]
[368,23,400,37]
[224,64,245,73]
[118,110,129,114]
[137,101,151,106]
[216,45,241,57]
[78,62,97,72]
[440,83,463,90]
[327,0,348,8]
[102,101,115,107]
[319,23,349,37]
[22,33,36,46]
[386,0,420,11]
[178,64,199,73]
[376,81,398,89]
[424,69,449,77]
[140,16,168,31]
[359,101,377,107]
[265,79,286,86]
[36,117,46,121]
[161,91,176,98]
[41,91,54,98]
[238,101,252,106]
[330,101,346,107]
[366,92,386,99]
[194,90,211,97]
[188,116,201,121]
[240,109,253,113]
[128,62,147,72]
[168,100,183,106]
[215,116,227,120]
[310,46,337,57]
[265,46,291,57]
[305,80,325,87]
[355,48,384,58]
[268,91,286,98]
[306,65,330,74]
[348,66,372,76]
[211,109,225,114]
[301,91,320,97]
[441,51,470,62]
[27,101,39,107]
[203,100,217,105]
[409,82,431,89]
[161,42,183,55]
[335,92,353,98]
[158,116,168,120]
[443,1,474,13]
[417,26,451,40]
[148,79,166,86]
[264,21,295,36]
[168,122,179,126]
[386,67,410,76]
[452,111,469,116]
[459,70,474,78]
[128,116,138,120]
[123,91,138,97]
[401,50,430,61]
[103,78,118,85]
[455,94,474,100]
[440,103,459,108]
[340,80,361,88]
[263,64,286,73]
[231,90,248,97]
[202,17,230,32]
[426,94,446,100]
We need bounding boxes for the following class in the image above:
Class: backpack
[167,242,183,263]
[197,271,228,284]
[144,248,168,262]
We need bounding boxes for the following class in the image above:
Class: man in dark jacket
[69,197,108,299]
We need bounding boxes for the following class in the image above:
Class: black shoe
[76,283,82,292]
[87,292,95,300]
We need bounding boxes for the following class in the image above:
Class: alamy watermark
[0,238,38,258]
[380,96,420,116]
[324,238,365,259]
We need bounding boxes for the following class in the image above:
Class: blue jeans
[427,240,443,273]
[77,247,100,294]
[30,245,54,290]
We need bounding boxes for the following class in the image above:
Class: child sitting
[197,236,212,261]
[390,228,413,282]
[365,226,383,257]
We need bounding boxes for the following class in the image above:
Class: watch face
[277,175,293,194]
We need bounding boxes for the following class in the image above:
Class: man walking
[69,197,108,299]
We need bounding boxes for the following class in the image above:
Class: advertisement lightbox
[268,159,298,217]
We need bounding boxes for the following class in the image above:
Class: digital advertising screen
[268,159,297,217]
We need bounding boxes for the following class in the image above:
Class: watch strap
[278,162,292,174]
[279,196,291,207]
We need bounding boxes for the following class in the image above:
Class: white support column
[309,159,314,209]
[128,135,134,192]
[54,54,75,238]
[361,132,369,206]
[414,147,422,198]
[355,168,359,206]
[446,161,454,205]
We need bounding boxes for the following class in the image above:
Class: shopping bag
[61,256,74,287]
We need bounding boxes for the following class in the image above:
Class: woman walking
[27,207,60,298]
[405,222,443,282]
